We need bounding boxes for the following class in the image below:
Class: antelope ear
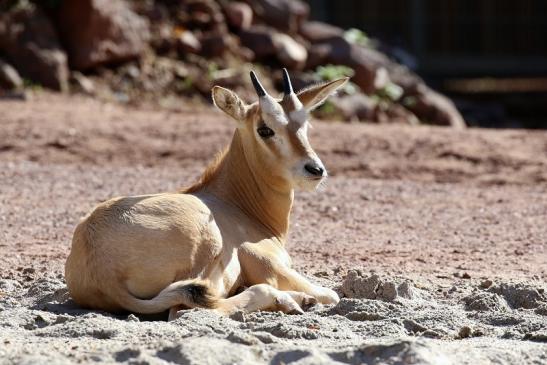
[297,77,349,111]
[212,86,248,121]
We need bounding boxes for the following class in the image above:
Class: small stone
[458,326,472,339]
[229,310,246,322]
[126,314,139,322]
[462,272,471,279]
[0,59,23,90]
[71,72,95,95]
[22,267,35,275]
[480,279,493,289]
[224,2,253,30]
[176,31,201,54]
[534,303,547,316]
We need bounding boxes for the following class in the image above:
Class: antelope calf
[65,69,348,319]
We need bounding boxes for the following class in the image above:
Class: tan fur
[182,147,229,194]
[65,74,347,319]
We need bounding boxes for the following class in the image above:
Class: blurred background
[1,0,546,128]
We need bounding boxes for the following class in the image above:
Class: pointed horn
[282,68,293,96]
[250,71,267,97]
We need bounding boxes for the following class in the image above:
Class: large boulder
[272,33,307,69]
[239,25,307,68]
[239,26,277,59]
[54,0,150,70]
[304,33,466,127]
[248,0,309,33]
[199,32,233,58]
[307,37,390,93]
[0,4,68,91]
[404,84,467,128]
[299,21,344,43]
[224,2,253,30]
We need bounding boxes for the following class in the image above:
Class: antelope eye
[257,125,275,138]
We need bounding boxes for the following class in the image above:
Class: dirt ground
[0,93,546,364]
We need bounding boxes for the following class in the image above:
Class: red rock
[405,84,467,128]
[200,32,232,58]
[331,94,377,122]
[224,2,253,30]
[54,0,150,70]
[299,21,344,43]
[239,26,277,59]
[311,36,387,93]
[249,0,309,33]
[0,5,69,91]
[272,33,307,70]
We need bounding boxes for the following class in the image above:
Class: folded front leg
[274,268,340,305]
[239,242,340,305]
[214,284,306,316]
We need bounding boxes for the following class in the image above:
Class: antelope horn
[250,71,267,97]
[282,68,293,96]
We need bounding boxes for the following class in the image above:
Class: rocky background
[0,0,465,127]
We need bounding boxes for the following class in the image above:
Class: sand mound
[340,270,423,302]
[1,274,546,364]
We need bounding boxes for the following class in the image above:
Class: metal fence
[306,0,547,76]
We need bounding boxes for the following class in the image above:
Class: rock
[0,4,69,91]
[176,31,202,55]
[330,94,376,121]
[54,0,150,70]
[151,24,175,53]
[239,26,277,59]
[480,280,493,289]
[272,33,307,69]
[457,326,472,339]
[299,21,344,43]
[306,37,389,93]
[71,72,95,95]
[186,0,226,32]
[200,32,232,58]
[240,26,307,68]
[0,58,22,90]
[380,103,420,125]
[305,33,465,127]
[224,2,253,30]
[404,84,467,128]
[249,0,309,33]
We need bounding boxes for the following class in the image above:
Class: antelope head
[212,69,348,192]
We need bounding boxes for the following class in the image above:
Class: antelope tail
[116,279,218,314]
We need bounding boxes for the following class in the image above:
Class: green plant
[315,64,354,82]
[315,65,358,95]
[377,82,404,102]
[23,78,42,91]
[344,28,370,48]
[206,62,219,81]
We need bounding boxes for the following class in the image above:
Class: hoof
[301,295,318,311]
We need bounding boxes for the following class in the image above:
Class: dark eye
[257,125,275,138]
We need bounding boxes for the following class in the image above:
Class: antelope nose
[305,163,324,177]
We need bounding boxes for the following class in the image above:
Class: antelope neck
[203,130,293,240]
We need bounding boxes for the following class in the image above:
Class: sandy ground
[0,93,546,364]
